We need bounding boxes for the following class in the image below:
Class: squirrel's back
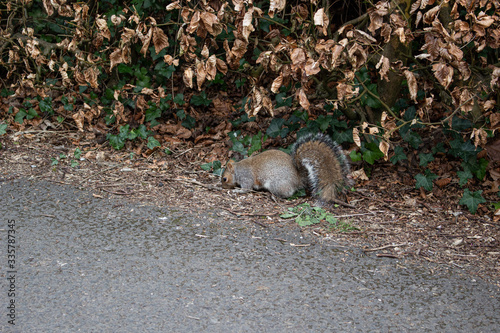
[222,149,302,198]
[291,133,351,203]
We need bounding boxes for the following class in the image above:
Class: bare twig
[363,243,408,252]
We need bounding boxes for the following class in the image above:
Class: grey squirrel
[221,133,352,203]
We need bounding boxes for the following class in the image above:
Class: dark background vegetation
[0,0,499,216]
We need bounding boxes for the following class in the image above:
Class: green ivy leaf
[315,115,333,132]
[136,124,150,139]
[39,97,53,114]
[147,136,160,149]
[360,83,382,108]
[0,123,7,135]
[415,171,438,191]
[363,142,384,165]
[390,146,407,165]
[475,158,488,180]
[419,153,434,167]
[449,139,478,160]
[182,115,196,129]
[332,128,353,144]
[266,118,288,138]
[350,150,363,163]
[145,105,161,124]
[401,129,422,149]
[108,134,125,150]
[275,92,292,108]
[190,91,212,106]
[248,132,263,156]
[15,109,28,124]
[457,169,473,187]
[459,189,486,214]
[74,148,81,159]
[173,93,185,105]
[117,64,133,74]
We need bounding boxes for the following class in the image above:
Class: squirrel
[221,133,352,204]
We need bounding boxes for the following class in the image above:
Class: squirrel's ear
[226,160,235,171]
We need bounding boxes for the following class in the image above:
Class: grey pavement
[0,178,499,332]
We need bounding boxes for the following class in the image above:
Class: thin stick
[363,243,408,252]
[79,164,121,185]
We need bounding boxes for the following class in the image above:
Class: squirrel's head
[221,160,236,189]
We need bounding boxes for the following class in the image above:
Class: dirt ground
[1,131,499,285]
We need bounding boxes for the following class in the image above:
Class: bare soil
[1,131,499,285]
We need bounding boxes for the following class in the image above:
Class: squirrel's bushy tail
[291,133,351,203]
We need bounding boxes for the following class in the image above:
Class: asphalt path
[1,178,499,332]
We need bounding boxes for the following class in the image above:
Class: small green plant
[459,189,486,214]
[415,169,438,191]
[176,110,196,129]
[0,123,7,135]
[190,91,212,107]
[38,97,54,115]
[61,96,74,112]
[147,136,161,149]
[280,203,358,231]
[14,105,38,124]
[201,160,223,176]
[228,130,267,157]
[107,124,151,150]
[70,148,81,167]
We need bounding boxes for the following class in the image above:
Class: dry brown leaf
[313,8,328,36]
[379,140,390,161]
[187,11,200,34]
[201,45,210,59]
[353,128,361,147]
[291,48,306,66]
[84,67,99,89]
[113,101,126,124]
[195,58,206,90]
[304,58,321,76]
[435,178,451,188]
[138,25,153,56]
[368,1,389,33]
[471,128,488,148]
[262,92,274,116]
[42,0,54,16]
[376,55,390,81]
[215,58,228,75]
[250,87,263,117]
[242,9,255,42]
[271,72,283,93]
[423,5,440,25]
[490,67,500,89]
[95,17,111,40]
[232,0,244,11]
[152,27,169,54]
[176,127,192,139]
[297,88,310,111]
[269,0,286,18]
[432,63,453,89]
[200,11,222,36]
[72,109,85,132]
[353,29,377,44]
[206,55,217,81]
[166,1,181,11]
[403,70,418,102]
[490,112,500,128]
[347,43,367,69]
